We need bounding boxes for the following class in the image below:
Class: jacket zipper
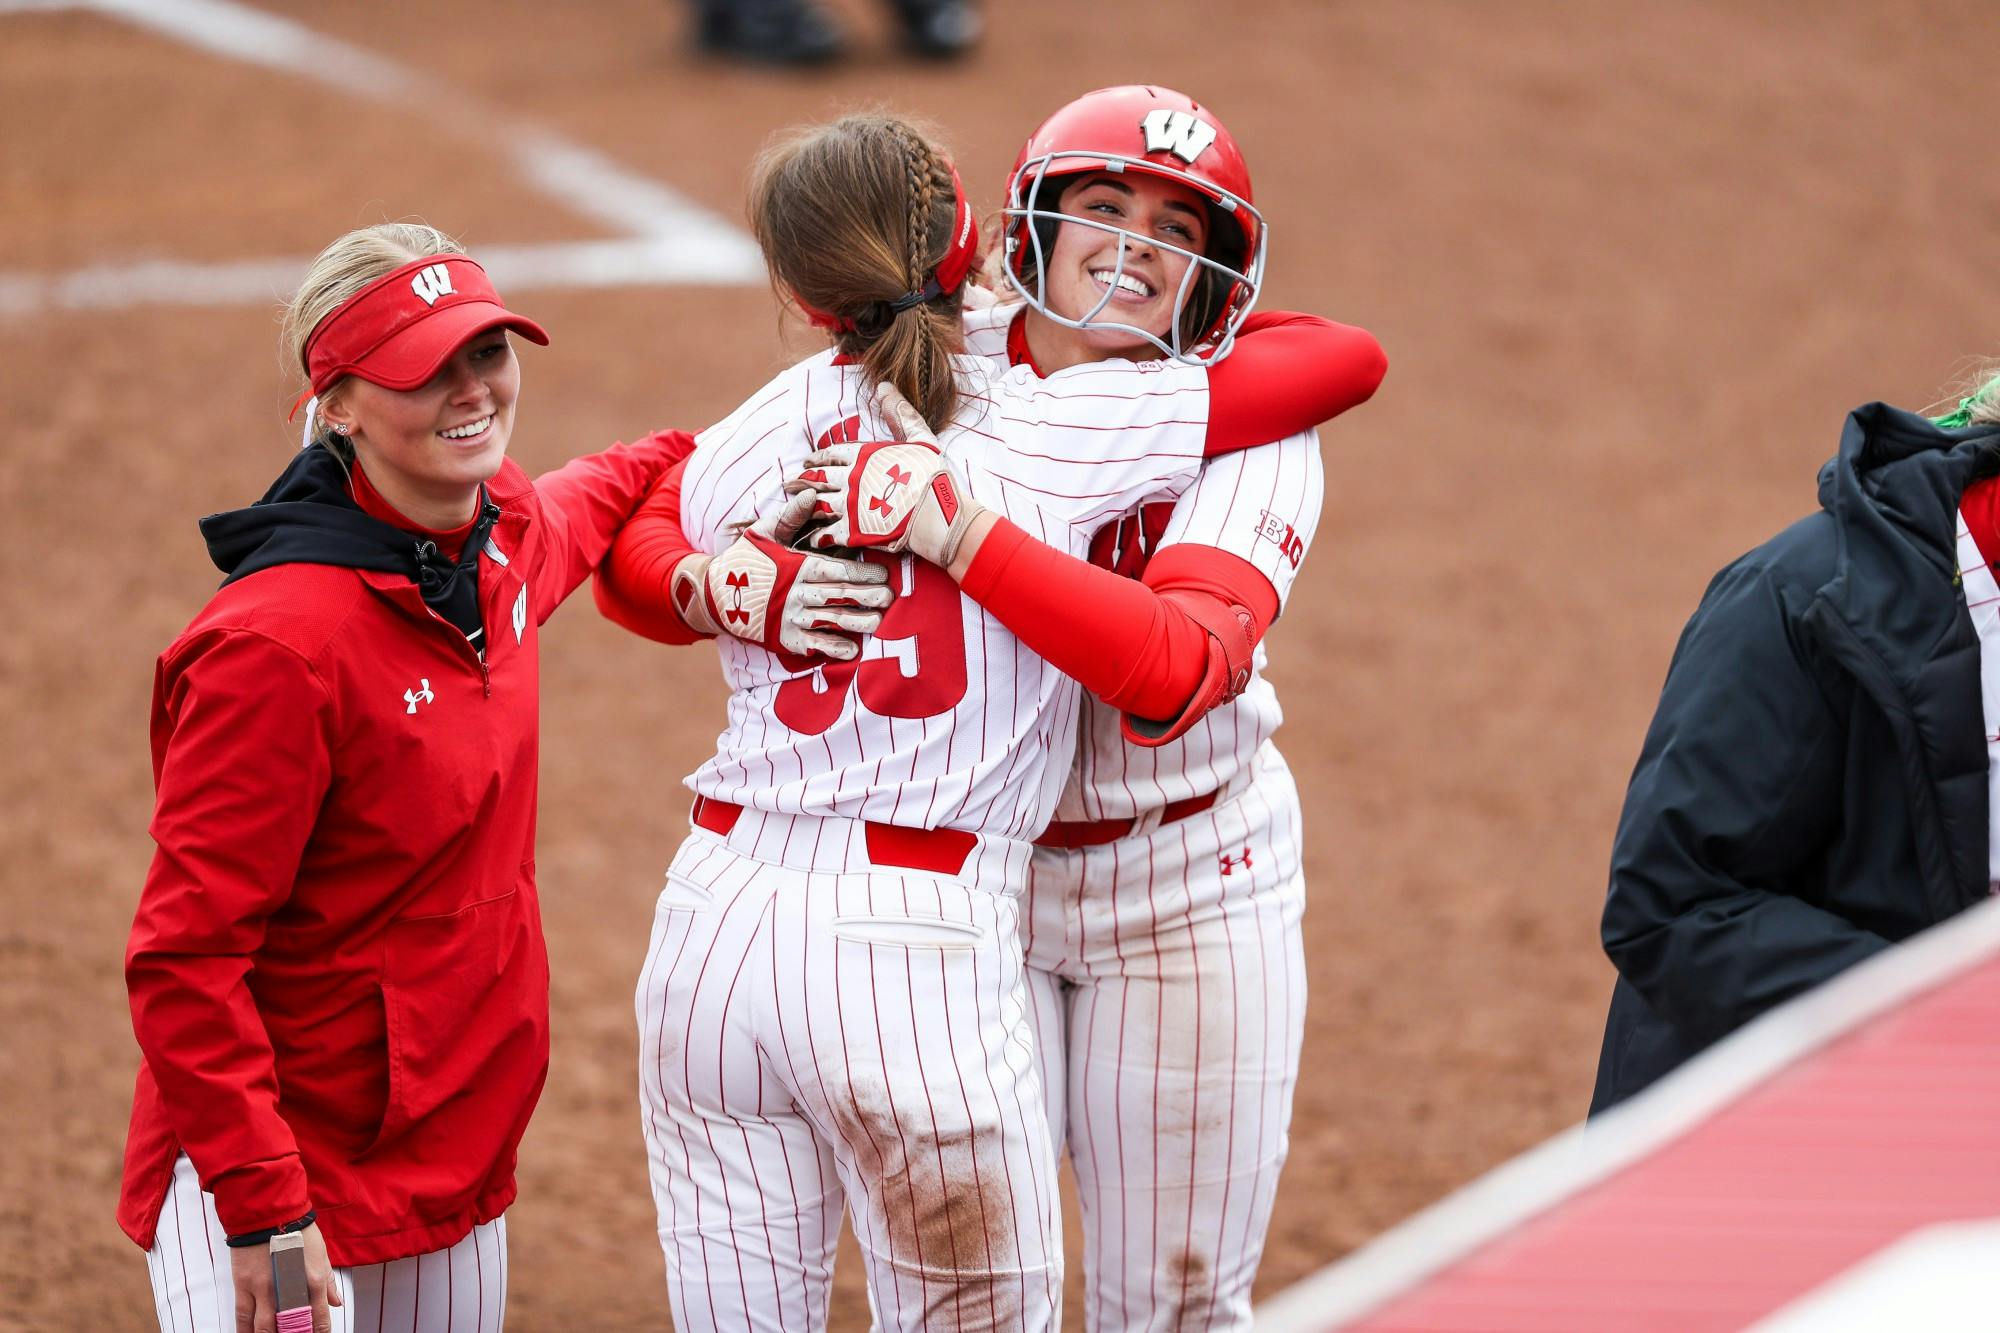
[420,604,492,698]
[1807,598,1971,919]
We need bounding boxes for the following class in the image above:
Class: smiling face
[322,331,519,528]
[1027,170,1213,370]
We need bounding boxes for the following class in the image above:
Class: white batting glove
[786,382,988,567]
[672,490,892,661]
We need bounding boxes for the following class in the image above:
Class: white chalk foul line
[55,0,418,99]
[0,239,766,318]
[0,0,763,313]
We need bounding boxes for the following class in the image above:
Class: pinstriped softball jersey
[968,299,1329,1329]
[676,348,1216,841]
[1055,428,1321,820]
[1021,448,1323,1331]
[640,345,1237,1331]
[961,300,1326,818]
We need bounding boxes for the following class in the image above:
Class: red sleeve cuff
[206,1152,312,1237]
[594,458,713,645]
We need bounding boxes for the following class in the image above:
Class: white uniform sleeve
[1156,429,1323,611]
[973,357,1212,532]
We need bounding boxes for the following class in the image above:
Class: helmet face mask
[1002,88,1266,365]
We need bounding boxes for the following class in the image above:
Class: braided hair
[748,114,970,432]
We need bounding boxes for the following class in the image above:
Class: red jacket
[120,432,692,1266]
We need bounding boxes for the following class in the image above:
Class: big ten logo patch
[1253,510,1304,568]
[1089,501,1176,580]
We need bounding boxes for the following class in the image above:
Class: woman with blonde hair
[117,222,701,1333]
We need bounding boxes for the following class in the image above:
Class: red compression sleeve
[593,455,711,645]
[960,521,1275,722]
[1204,311,1387,455]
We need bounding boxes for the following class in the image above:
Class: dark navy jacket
[1591,404,2000,1112]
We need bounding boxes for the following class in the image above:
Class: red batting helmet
[1003,85,1266,363]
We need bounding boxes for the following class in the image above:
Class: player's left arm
[959,431,1322,743]
[525,428,698,621]
[956,521,1274,734]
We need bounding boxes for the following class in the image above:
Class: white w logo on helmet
[1140,109,1218,164]
[409,263,455,307]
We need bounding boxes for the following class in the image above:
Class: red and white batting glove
[671,490,891,661]
[787,382,988,568]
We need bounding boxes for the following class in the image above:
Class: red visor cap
[302,255,549,395]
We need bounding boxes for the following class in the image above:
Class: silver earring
[332,423,352,436]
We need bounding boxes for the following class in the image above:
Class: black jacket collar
[198,444,499,645]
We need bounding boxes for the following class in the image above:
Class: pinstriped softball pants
[635,828,1063,1331]
[144,1155,508,1333]
[1022,743,1309,1332]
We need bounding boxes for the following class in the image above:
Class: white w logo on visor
[409,263,455,307]
[1140,109,1219,164]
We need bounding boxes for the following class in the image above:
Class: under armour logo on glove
[869,464,912,516]
[724,570,754,625]
[667,491,895,662]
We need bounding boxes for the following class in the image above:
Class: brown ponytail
[748,114,970,432]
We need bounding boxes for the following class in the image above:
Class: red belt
[1033,789,1222,850]
[691,796,977,875]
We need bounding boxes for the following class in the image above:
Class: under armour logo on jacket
[404,678,435,714]
[1219,846,1253,876]
[410,263,455,307]
[1141,109,1218,164]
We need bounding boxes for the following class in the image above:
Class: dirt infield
[5,1,1998,1327]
